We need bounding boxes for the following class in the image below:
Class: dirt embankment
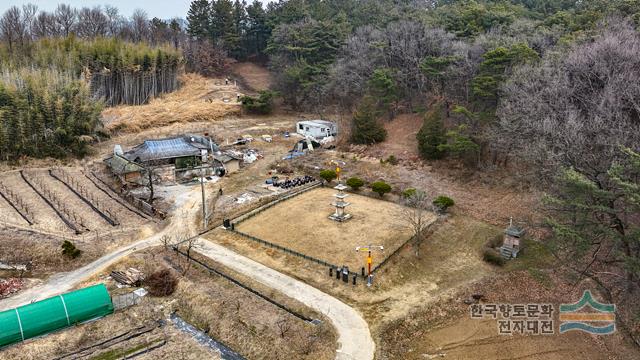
[231,62,273,92]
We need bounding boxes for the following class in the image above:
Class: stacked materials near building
[0,284,113,348]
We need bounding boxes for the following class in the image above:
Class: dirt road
[0,186,201,310]
[0,184,376,360]
[194,238,375,360]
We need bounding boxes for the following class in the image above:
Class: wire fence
[227,181,363,276]
[172,247,315,323]
[231,181,321,225]
[371,219,441,274]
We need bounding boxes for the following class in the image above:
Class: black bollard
[361,267,365,277]
[342,267,349,283]
[336,268,341,280]
[353,274,357,285]
[329,267,333,277]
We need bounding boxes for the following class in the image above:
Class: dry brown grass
[235,187,428,270]
[103,73,241,133]
[231,62,273,91]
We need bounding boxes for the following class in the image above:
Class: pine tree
[350,96,387,145]
[246,0,269,59]
[417,105,446,160]
[210,0,235,41]
[229,0,247,58]
[187,0,211,40]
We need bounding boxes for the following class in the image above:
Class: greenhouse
[0,284,113,348]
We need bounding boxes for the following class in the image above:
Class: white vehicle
[296,120,337,139]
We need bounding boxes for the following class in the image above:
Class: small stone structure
[329,183,352,222]
[500,218,525,259]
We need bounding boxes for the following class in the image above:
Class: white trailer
[296,120,337,139]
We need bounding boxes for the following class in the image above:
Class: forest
[183,0,640,334]
[0,1,639,326]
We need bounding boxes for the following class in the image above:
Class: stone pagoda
[329,183,352,222]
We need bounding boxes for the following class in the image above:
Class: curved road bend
[194,238,375,360]
[0,189,375,360]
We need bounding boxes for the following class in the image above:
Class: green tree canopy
[350,96,387,145]
[417,105,446,160]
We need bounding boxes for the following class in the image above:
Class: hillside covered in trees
[182,0,640,339]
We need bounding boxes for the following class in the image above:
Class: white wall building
[296,120,337,139]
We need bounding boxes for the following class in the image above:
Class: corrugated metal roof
[124,135,218,163]
[0,284,113,348]
[105,154,144,174]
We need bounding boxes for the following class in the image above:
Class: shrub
[240,90,276,115]
[145,268,179,296]
[417,105,446,160]
[483,248,505,266]
[61,240,81,259]
[487,234,504,249]
[402,188,417,198]
[346,177,365,190]
[433,195,455,211]
[385,155,399,165]
[371,181,392,197]
[319,169,338,184]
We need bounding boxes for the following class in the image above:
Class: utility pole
[200,167,207,230]
[355,245,384,287]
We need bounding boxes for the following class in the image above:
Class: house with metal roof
[123,135,219,165]
[104,154,145,183]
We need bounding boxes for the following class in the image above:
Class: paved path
[0,186,376,360]
[194,238,375,360]
[0,188,200,311]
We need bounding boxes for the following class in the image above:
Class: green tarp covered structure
[0,283,113,348]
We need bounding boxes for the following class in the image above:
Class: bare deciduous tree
[494,19,640,179]
[76,6,108,38]
[54,4,77,37]
[0,6,25,51]
[32,11,56,38]
[104,5,123,37]
[402,190,433,258]
[181,235,200,275]
[131,9,149,43]
[160,234,174,251]
[327,21,469,111]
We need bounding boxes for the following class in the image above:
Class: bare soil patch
[231,62,273,91]
[292,149,542,236]
[370,113,422,161]
[236,187,428,270]
[208,213,499,324]
[0,168,153,236]
[379,270,639,360]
